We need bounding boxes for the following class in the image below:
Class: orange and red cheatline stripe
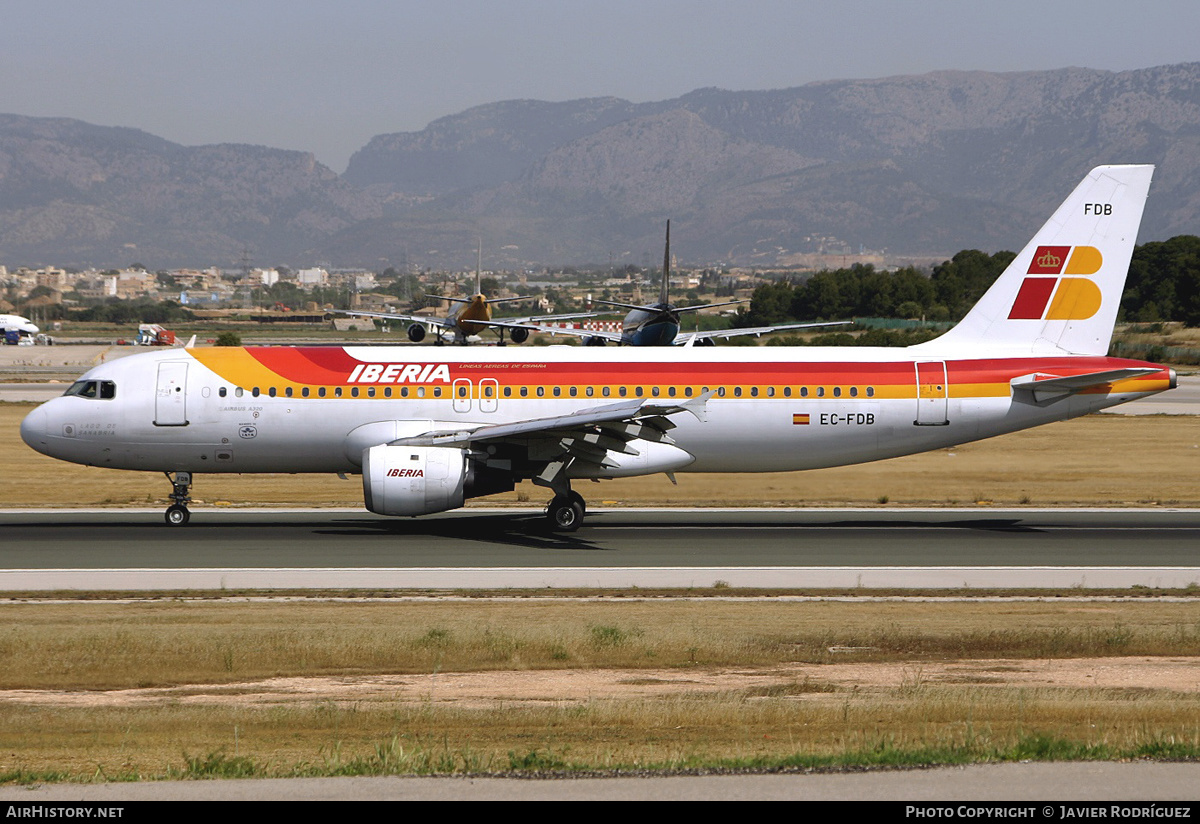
[191,348,1167,394]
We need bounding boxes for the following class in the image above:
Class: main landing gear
[164,471,192,526]
[546,490,586,532]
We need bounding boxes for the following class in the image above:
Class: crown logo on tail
[1036,250,1061,269]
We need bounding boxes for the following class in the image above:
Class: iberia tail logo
[1008,246,1104,320]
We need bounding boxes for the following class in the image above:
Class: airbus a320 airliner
[20,166,1175,530]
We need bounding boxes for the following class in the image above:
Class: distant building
[297,267,329,287]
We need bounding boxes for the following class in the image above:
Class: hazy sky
[2,0,1196,172]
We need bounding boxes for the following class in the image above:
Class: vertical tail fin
[919,165,1154,356]
[660,220,671,306]
[475,238,482,296]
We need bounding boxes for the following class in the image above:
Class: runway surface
[2,507,1198,590]
[3,762,1199,801]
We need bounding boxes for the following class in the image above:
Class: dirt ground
[3,657,1197,710]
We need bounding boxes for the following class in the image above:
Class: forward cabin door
[154,361,189,426]
[914,361,949,426]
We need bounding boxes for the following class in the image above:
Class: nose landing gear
[164,471,192,526]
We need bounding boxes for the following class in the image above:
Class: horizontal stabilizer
[1010,367,1160,403]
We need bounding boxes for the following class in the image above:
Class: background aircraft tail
[917,165,1154,356]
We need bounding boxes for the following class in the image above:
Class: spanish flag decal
[792,413,810,425]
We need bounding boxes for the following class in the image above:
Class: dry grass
[3,600,1200,689]
[2,404,1199,508]
[4,689,1199,779]
[2,600,1200,779]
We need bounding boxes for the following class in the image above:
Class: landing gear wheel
[547,496,584,532]
[163,471,193,526]
[567,491,586,516]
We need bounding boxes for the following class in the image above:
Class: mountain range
[2,62,1198,270]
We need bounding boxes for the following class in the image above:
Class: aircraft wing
[677,320,852,346]
[587,298,745,314]
[474,310,601,330]
[479,318,624,343]
[336,310,454,330]
[1010,368,1161,403]
[390,392,713,475]
[393,392,712,448]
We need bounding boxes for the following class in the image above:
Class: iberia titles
[346,363,453,384]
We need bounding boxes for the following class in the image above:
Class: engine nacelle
[692,337,717,347]
[362,445,467,516]
[509,326,530,344]
[407,323,427,343]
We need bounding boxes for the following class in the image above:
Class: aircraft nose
[20,405,50,453]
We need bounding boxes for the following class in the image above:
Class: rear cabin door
[154,361,189,426]
[914,361,949,426]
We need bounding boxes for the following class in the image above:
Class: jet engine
[583,336,607,346]
[407,323,427,343]
[361,444,514,516]
[362,444,466,516]
[509,326,530,344]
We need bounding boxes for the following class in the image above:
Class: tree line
[735,236,1200,328]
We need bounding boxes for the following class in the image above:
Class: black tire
[164,505,190,526]
[567,491,586,515]
[547,497,584,531]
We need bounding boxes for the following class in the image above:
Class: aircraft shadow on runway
[312,512,606,551]
[820,518,1046,533]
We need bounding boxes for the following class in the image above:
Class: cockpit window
[63,380,116,400]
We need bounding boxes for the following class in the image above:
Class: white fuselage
[19,344,1174,479]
